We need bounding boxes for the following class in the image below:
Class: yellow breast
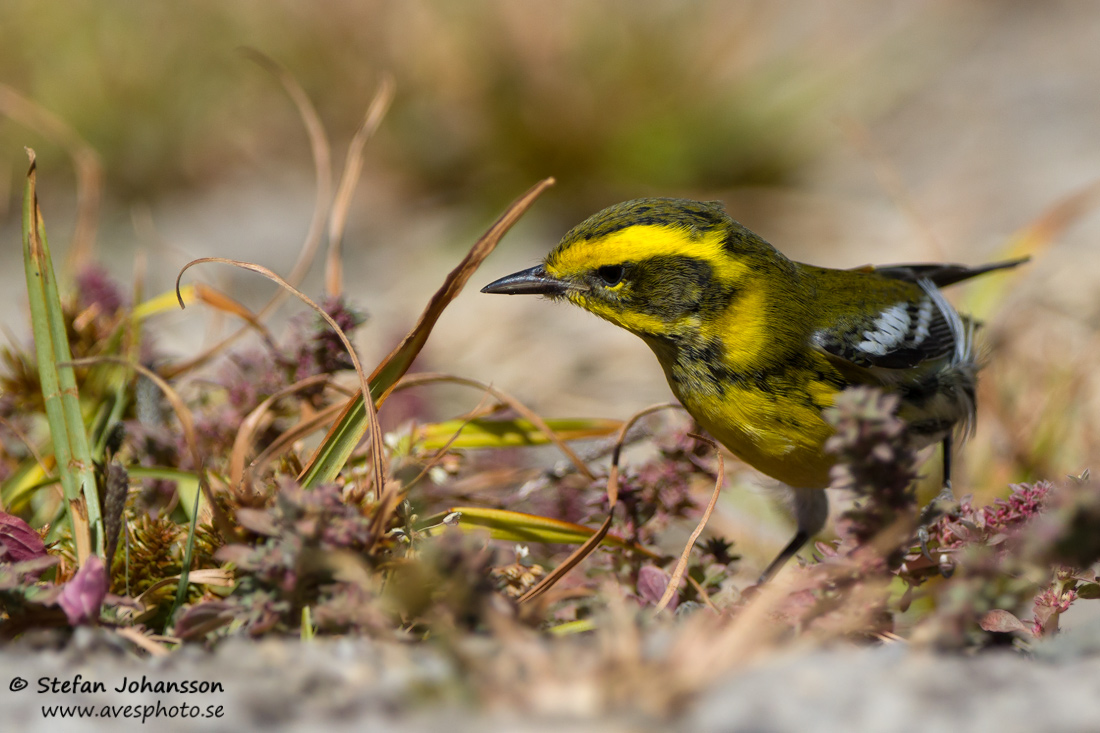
[641,308,843,490]
[678,382,837,490]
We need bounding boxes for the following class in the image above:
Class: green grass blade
[299,394,371,488]
[131,284,196,321]
[22,151,102,560]
[174,474,204,522]
[128,465,201,484]
[169,484,202,626]
[0,457,53,512]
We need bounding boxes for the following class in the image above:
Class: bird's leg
[758,488,829,584]
[916,437,958,566]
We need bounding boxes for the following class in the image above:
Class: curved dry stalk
[240,399,347,497]
[518,402,683,605]
[326,74,395,297]
[161,50,334,379]
[233,382,358,496]
[602,402,682,507]
[175,257,386,499]
[390,372,598,482]
[240,48,333,303]
[229,373,332,488]
[652,433,724,614]
[235,381,357,495]
[368,178,556,404]
[0,83,102,269]
[155,282,281,380]
[516,514,615,606]
[685,573,720,614]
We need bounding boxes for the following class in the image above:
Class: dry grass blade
[229,373,332,489]
[604,402,682,506]
[367,483,404,552]
[663,527,907,684]
[192,283,277,346]
[299,177,555,487]
[371,177,556,401]
[0,84,102,269]
[240,397,350,497]
[518,402,682,605]
[161,50,334,379]
[132,568,235,614]
[326,74,395,297]
[662,576,796,687]
[240,48,333,297]
[517,514,615,606]
[686,574,720,614]
[175,257,386,499]
[391,372,595,481]
[652,433,724,615]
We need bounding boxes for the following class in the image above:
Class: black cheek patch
[627,255,738,318]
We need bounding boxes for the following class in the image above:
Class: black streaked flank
[653,329,847,405]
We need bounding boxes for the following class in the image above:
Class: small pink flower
[57,555,108,625]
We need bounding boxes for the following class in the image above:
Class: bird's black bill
[481,265,567,296]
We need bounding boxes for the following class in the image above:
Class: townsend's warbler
[482,198,1025,580]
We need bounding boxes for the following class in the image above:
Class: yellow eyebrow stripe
[547,224,748,283]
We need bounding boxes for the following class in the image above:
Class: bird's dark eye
[596,264,625,287]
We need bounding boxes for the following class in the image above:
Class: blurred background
[2,0,1098,569]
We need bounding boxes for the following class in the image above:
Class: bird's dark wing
[816,257,1026,370]
[812,286,962,370]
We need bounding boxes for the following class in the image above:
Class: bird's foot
[914,481,958,576]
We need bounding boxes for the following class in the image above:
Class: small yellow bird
[482,198,1024,580]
